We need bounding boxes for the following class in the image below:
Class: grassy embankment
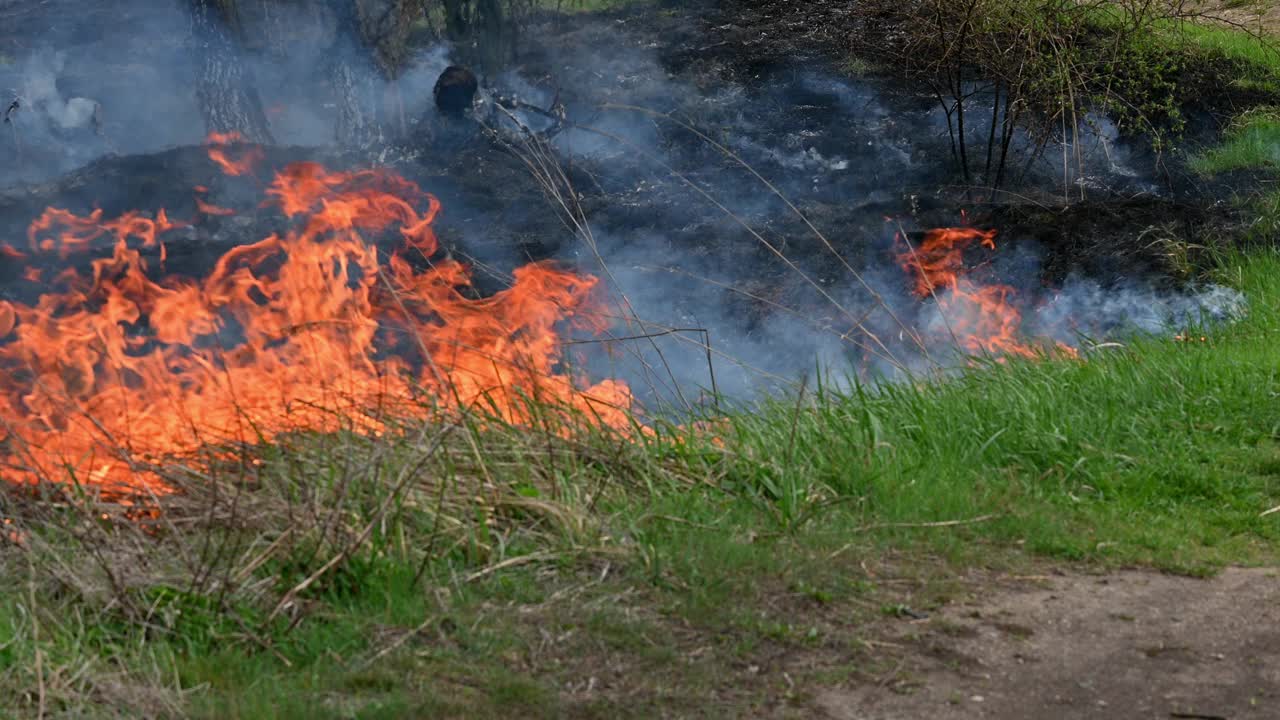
[3,7,1280,720]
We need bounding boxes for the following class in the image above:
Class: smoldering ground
[0,0,1246,413]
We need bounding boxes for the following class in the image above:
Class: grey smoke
[16,50,99,131]
[0,0,461,183]
[1031,278,1247,342]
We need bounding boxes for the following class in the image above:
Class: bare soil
[819,567,1280,720]
[1199,1,1280,35]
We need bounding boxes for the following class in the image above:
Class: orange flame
[205,131,265,177]
[195,196,236,217]
[0,147,634,495]
[898,227,1076,360]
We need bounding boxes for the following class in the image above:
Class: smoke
[1031,278,1247,342]
[461,20,1237,405]
[17,50,99,130]
[0,0,206,182]
[0,0,463,184]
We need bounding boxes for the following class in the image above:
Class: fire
[0,142,634,495]
[195,195,235,217]
[205,131,265,176]
[897,226,1076,360]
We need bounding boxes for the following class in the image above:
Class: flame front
[0,144,633,495]
[897,226,1076,360]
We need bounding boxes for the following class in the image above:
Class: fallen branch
[487,93,568,141]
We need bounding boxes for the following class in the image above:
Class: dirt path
[818,568,1280,720]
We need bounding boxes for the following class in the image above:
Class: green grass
[1169,17,1280,174]
[1192,107,1280,174]
[1177,20,1280,71]
[701,250,1280,570]
[1087,3,1280,72]
[1081,7,1280,171]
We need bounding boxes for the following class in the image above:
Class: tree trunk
[331,57,385,148]
[190,0,275,144]
[332,0,412,147]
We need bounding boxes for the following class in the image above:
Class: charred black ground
[0,0,1260,404]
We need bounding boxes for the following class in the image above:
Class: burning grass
[2,245,1279,716]
[0,135,637,497]
[0,2,1278,715]
[0,400,677,717]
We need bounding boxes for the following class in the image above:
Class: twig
[829,514,1000,558]
[465,550,558,583]
[639,514,728,531]
[26,549,46,720]
[356,615,435,670]
[562,327,709,346]
[4,97,20,161]
[856,514,999,532]
[1260,504,1280,518]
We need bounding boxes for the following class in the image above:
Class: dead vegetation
[0,401,688,716]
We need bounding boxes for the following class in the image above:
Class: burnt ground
[816,567,1280,720]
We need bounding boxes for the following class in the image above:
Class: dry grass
[0,393,700,716]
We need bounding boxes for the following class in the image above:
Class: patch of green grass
[1192,107,1280,174]
[1177,20,1280,72]
[1083,9,1280,163]
[1162,20,1280,171]
[1087,4,1280,74]
[839,56,876,77]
